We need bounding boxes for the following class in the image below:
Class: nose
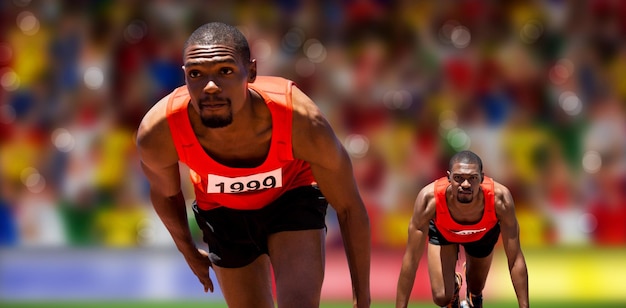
[204,80,220,93]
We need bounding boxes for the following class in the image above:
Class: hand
[185,248,214,293]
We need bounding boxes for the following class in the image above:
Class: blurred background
[1,0,625,305]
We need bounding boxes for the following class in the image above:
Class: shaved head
[183,22,251,63]
[449,150,483,173]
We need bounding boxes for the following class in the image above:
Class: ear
[480,172,485,183]
[247,59,257,83]
[446,171,451,182]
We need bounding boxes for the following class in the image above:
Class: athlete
[136,22,371,308]
[395,151,528,308]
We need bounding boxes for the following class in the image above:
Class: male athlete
[396,151,528,308]
[136,22,371,307]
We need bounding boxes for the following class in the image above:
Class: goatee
[457,197,473,203]
[201,114,233,128]
[457,192,473,203]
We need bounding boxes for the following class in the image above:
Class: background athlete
[136,22,371,308]
[395,150,528,308]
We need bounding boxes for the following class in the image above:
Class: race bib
[207,168,283,193]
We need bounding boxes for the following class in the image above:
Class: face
[182,44,256,128]
[447,162,483,204]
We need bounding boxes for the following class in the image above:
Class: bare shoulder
[492,180,515,216]
[290,85,341,168]
[136,93,178,168]
[417,182,436,203]
[137,94,169,147]
[291,85,328,134]
[413,182,437,219]
[493,181,513,202]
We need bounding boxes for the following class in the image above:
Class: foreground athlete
[396,151,528,308]
[136,22,371,307]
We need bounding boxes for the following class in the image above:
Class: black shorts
[192,185,328,268]
[428,220,501,258]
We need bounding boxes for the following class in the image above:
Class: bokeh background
[1,0,626,305]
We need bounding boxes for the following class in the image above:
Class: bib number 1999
[207,168,283,193]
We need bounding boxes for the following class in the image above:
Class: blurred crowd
[1,0,625,250]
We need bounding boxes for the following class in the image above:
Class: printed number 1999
[207,169,283,194]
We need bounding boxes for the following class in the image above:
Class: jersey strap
[249,76,294,162]
[433,176,498,243]
[165,85,194,163]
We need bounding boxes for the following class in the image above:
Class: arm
[495,183,529,308]
[395,184,436,308]
[136,101,214,292]
[291,86,371,308]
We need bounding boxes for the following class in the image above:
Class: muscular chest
[198,127,272,168]
[449,206,484,225]
[446,195,485,225]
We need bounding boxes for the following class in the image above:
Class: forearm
[150,190,197,254]
[337,207,371,307]
[510,258,529,308]
[395,267,417,308]
[395,232,425,308]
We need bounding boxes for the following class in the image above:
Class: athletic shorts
[428,220,501,258]
[192,185,328,268]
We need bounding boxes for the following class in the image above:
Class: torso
[431,176,498,243]
[445,187,485,225]
[163,76,317,211]
[187,89,272,168]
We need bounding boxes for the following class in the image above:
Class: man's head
[447,150,484,204]
[182,22,257,128]
[183,22,251,64]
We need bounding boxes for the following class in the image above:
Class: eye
[220,67,234,75]
[188,70,201,78]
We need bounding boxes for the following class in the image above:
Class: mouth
[200,103,227,110]
[199,99,229,110]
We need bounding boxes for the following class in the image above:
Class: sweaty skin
[137,42,371,308]
[395,162,528,308]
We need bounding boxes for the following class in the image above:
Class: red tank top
[165,76,316,210]
[433,176,498,243]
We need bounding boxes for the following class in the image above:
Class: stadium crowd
[1,0,625,250]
